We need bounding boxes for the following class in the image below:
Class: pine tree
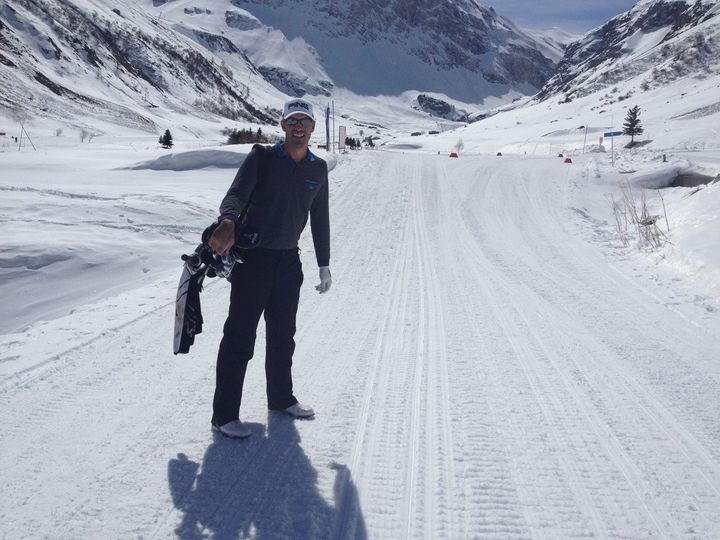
[161,129,173,149]
[623,105,643,145]
[225,127,269,145]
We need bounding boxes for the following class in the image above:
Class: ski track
[1,152,719,539]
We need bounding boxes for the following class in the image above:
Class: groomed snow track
[1,151,719,539]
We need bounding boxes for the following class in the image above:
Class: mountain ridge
[217,0,557,102]
[4,0,718,136]
[536,0,720,103]
[0,0,281,132]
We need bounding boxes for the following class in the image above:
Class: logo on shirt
[305,179,320,190]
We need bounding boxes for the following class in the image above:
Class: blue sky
[487,0,638,33]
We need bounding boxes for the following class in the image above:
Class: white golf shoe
[274,402,315,418]
[211,420,252,438]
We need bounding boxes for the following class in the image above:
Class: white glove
[315,266,332,294]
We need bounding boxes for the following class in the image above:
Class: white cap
[282,98,314,120]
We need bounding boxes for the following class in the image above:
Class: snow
[521,26,580,62]
[659,181,720,291]
[622,27,671,60]
[155,0,332,87]
[129,146,251,171]
[2,2,720,537]
[2,103,720,537]
[146,0,544,104]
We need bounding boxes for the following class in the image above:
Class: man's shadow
[168,414,367,539]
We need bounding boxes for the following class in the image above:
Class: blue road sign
[604,131,623,137]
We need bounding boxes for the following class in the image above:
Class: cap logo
[283,98,314,120]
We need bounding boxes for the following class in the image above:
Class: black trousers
[212,247,303,426]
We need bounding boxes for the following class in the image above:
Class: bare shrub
[606,193,631,247]
[608,181,668,249]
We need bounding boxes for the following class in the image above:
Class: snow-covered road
[1,150,719,539]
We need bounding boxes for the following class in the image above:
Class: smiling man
[207,97,331,439]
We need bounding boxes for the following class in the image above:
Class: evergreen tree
[225,127,270,145]
[160,129,173,149]
[623,105,644,145]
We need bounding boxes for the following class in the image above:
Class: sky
[487,0,639,33]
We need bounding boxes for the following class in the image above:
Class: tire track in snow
[0,295,218,538]
[294,153,393,396]
[0,285,177,396]
[458,168,674,537]
[447,155,720,537]
[350,188,415,536]
[524,287,720,536]
[434,159,535,538]
[302,152,417,537]
[489,159,720,533]
[414,157,458,538]
[403,158,424,539]
[299,153,416,537]
[5,151,720,538]
[335,154,461,538]
[457,203,642,536]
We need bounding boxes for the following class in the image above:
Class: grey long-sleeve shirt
[219,142,330,267]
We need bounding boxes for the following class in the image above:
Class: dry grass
[607,181,669,249]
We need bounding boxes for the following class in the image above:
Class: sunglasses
[285,117,314,127]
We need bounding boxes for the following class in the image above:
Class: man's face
[281,113,315,150]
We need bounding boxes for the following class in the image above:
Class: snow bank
[661,181,720,293]
[629,165,687,188]
[129,148,250,171]
[129,145,338,171]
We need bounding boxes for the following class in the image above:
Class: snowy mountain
[526,26,581,62]
[5,0,718,139]
[0,0,282,133]
[198,0,557,103]
[145,0,334,99]
[0,0,564,132]
[535,0,720,103]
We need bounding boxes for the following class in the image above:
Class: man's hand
[315,266,332,294]
[208,219,236,256]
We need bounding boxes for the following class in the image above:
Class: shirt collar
[274,141,316,162]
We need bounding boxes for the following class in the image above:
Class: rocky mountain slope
[0,0,280,133]
[146,0,334,99]
[10,0,716,135]
[212,0,557,103]
[1,0,564,132]
[536,0,720,104]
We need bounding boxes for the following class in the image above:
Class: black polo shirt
[219,142,330,267]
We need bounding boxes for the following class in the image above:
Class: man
[208,97,332,439]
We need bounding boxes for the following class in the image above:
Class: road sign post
[603,131,623,167]
[338,126,346,152]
